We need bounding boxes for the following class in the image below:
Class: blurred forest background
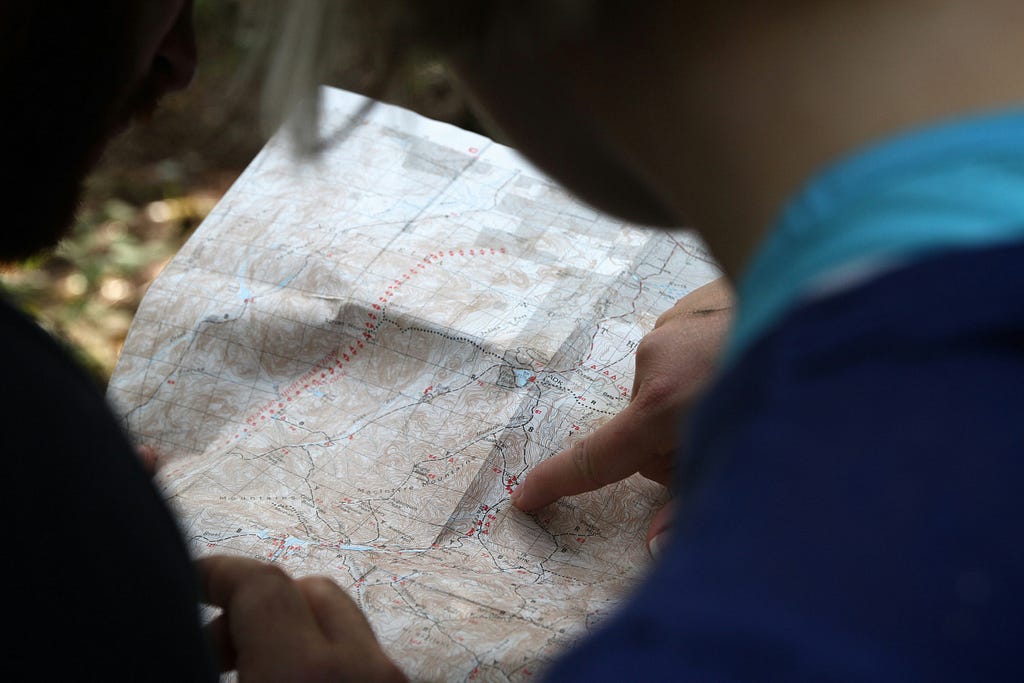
[0,0,480,387]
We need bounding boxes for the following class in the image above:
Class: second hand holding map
[108,87,720,682]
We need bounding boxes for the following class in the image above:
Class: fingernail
[648,531,669,560]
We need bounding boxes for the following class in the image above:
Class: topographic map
[108,87,720,682]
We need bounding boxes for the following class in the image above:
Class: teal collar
[725,107,1024,365]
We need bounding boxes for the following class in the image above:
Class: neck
[575,0,1024,280]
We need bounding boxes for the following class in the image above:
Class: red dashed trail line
[221,246,508,447]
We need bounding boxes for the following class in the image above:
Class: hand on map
[510,277,734,553]
[198,555,407,682]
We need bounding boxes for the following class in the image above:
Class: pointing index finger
[510,401,669,512]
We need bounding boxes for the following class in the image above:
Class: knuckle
[634,328,665,363]
[298,575,339,595]
[654,309,674,328]
[570,440,601,486]
[247,563,294,593]
[631,376,680,414]
[228,562,296,608]
[255,562,291,582]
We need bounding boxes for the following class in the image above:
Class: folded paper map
[107,86,720,682]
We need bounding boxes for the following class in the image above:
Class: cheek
[453,57,679,227]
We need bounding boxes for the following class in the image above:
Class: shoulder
[0,298,217,679]
[546,242,1024,682]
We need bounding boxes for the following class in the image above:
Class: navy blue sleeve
[2,300,217,680]
[543,243,1024,682]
